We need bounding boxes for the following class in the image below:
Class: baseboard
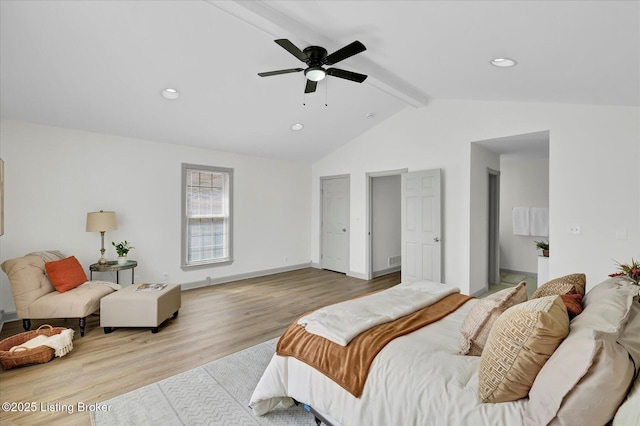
[180,263,311,291]
[500,268,537,278]
[372,266,401,279]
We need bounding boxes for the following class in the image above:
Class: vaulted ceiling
[1,1,638,162]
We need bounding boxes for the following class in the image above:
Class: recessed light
[290,123,304,131]
[490,58,517,68]
[161,88,180,100]
[366,113,375,119]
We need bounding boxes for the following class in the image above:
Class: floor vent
[388,256,401,267]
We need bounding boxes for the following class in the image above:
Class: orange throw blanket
[277,293,473,397]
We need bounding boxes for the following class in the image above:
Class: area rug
[91,338,314,426]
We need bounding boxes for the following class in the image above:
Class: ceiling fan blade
[326,68,368,83]
[305,79,318,93]
[258,68,304,77]
[274,39,308,62]
[324,41,366,65]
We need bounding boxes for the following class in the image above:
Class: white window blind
[182,164,233,267]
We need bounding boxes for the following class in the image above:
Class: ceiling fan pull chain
[325,78,328,107]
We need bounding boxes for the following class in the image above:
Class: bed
[250,276,640,425]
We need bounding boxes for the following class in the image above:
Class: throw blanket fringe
[11,328,74,357]
[279,293,473,397]
[297,280,460,346]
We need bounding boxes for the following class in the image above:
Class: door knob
[434,237,440,242]
[342,228,347,232]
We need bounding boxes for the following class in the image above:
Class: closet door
[321,175,349,274]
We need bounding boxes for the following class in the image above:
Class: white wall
[311,100,640,295]
[499,158,550,274]
[0,119,311,313]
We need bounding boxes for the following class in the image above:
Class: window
[181,163,233,267]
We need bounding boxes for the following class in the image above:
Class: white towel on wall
[512,207,530,235]
[530,207,549,237]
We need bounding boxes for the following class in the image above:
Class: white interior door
[401,169,442,282]
[321,176,349,273]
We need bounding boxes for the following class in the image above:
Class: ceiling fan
[258,39,368,93]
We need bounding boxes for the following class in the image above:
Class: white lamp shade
[86,210,118,232]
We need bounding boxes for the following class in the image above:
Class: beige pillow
[460,282,527,356]
[618,293,640,375]
[531,273,586,299]
[478,295,569,403]
[525,278,638,426]
[525,329,634,426]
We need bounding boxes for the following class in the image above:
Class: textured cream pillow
[531,273,586,298]
[459,282,527,356]
[525,278,638,426]
[478,295,569,403]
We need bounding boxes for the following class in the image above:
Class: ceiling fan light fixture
[161,88,180,100]
[305,67,326,82]
[490,58,517,68]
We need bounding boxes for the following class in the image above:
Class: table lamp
[86,210,118,264]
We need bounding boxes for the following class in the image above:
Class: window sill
[181,259,234,270]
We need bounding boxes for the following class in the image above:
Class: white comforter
[250,299,527,426]
[297,280,460,346]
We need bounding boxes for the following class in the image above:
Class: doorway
[487,168,500,285]
[368,171,403,278]
[366,168,442,282]
[469,130,550,296]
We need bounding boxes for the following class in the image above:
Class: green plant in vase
[112,240,134,264]
[535,240,549,257]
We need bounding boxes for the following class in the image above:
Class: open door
[401,169,442,282]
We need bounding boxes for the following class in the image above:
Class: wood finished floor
[0,268,400,426]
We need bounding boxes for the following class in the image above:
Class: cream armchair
[1,252,117,336]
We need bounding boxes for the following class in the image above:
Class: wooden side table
[90,260,138,284]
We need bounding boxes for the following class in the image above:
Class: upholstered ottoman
[100,283,181,333]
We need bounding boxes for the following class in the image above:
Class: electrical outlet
[163,272,169,282]
[568,224,581,235]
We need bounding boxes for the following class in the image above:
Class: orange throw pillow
[45,256,88,293]
[560,293,583,318]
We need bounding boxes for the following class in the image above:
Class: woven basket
[0,325,67,370]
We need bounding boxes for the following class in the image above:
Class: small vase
[117,256,127,265]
